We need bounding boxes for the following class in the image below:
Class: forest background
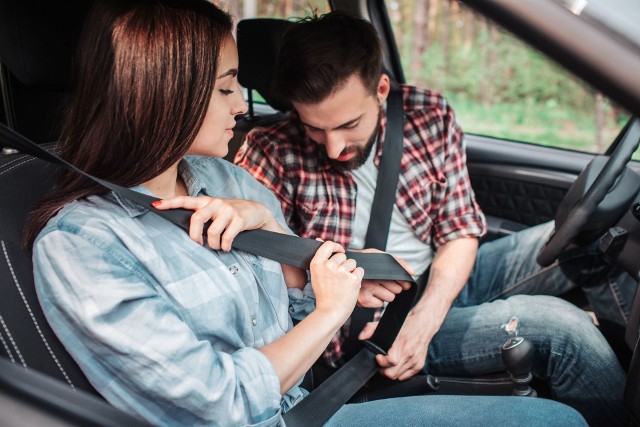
[223,0,633,156]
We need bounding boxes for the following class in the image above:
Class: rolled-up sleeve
[34,228,284,427]
[287,281,316,321]
[432,106,486,247]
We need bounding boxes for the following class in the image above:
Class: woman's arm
[154,196,363,392]
[260,241,363,393]
[34,228,285,426]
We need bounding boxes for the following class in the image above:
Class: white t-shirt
[350,144,433,276]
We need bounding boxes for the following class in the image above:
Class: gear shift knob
[501,337,537,397]
[502,337,534,375]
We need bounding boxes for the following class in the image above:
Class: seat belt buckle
[362,339,387,356]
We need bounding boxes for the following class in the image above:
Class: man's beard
[329,109,382,172]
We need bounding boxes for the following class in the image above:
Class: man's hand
[358,279,411,307]
[355,248,414,308]
[374,307,435,381]
[362,237,479,381]
[357,311,435,381]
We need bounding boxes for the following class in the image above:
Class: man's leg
[425,295,627,426]
[461,221,637,327]
[326,394,586,426]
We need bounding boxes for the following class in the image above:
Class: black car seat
[224,18,294,162]
[0,1,93,146]
[237,18,293,116]
[0,0,101,395]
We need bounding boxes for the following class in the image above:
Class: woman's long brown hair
[24,0,232,250]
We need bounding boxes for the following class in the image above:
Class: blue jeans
[426,221,635,426]
[327,395,586,426]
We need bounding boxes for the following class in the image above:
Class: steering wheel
[537,118,640,266]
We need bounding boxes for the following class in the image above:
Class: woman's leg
[326,395,586,426]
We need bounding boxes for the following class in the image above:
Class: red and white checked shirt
[235,85,486,366]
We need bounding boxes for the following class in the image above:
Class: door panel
[465,134,594,240]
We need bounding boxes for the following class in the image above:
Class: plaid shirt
[236,85,486,366]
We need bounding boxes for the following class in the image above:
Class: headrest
[0,1,93,91]
[237,18,294,112]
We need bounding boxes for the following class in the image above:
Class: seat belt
[0,123,418,426]
[345,82,405,360]
[364,82,404,250]
[0,125,412,280]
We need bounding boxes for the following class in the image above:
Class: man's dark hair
[273,11,383,104]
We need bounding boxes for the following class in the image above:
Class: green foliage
[448,95,628,152]
[392,1,630,154]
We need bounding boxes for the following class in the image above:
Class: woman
[27,0,586,425]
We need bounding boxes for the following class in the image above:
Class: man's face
[293,74,390,171]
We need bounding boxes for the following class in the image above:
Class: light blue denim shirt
[33,156,316,426]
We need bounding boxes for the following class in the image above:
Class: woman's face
[188,36,247,158]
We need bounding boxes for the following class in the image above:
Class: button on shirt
[33,156,315,426]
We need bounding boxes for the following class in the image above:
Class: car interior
[1,0,640,425]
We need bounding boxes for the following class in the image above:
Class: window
[384,0,630,154]
[213,0,329,25]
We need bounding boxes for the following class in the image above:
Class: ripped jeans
[426,221,637,426]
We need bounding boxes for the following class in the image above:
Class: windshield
[558,0,640,48]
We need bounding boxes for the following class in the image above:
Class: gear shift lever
[501,337,537,397]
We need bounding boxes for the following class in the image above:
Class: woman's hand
[152,196,283,251]
[309,241,364,324]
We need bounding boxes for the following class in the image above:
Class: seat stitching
[1,240,76,389]
[0,157,38,176]
[0,328,16,363]
[0,155,31,171]
[0,314,25,366]
[0,146,61,176]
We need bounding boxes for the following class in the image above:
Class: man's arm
[373,236,478,380]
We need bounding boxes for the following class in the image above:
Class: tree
[410,0,430,86]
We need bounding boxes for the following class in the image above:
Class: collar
[112,159,207,218]
[373,98,389,168]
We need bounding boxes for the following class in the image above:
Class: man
[235,12,634,425]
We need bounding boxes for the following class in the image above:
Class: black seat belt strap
[364,81,404,250]
[345,82,404,359]
[284,274,419,427]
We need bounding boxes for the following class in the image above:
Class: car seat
[0,1,93,146]
[0,0,102,396]
[223,18,295,162]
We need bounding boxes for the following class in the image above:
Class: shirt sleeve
[287,279,316,321]
[432,104,486,247]
[33,228,284,427]
[235,128,297,225]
